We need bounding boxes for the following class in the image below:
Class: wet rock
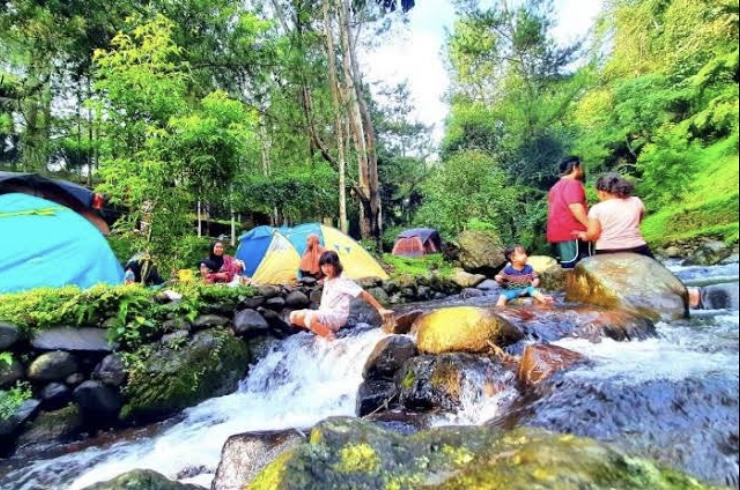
[31,327,116,352]
[121,331,250,421]
[476,279,499,291]
[40,382,72,410]
[358,277,383,289]
[384,310,423,335]
[0,399,40,438]
[214,430,303,490]
[79,469,203,489]
[299,276,318,287]
[356,379,397,417]
[161,318,192,332]
[248,417,713,490]
[451,269,486,289]
[683,240,734,266]
[460,288,485,299]
[256,285,282,299]
[0,359,23,389]
[566,254,688,321]
[73,380,122,425]
[363,336,417,380]
[241,295,266,309]
[201,303,235,317]
[260,310,294,338]
[664,246,683,258]
[16,405,82,450]
[518,344,586,387]
[0,321,20,350]
[494,373,739,489]
[161,330,189,347]
[364,409,431,435]
[497,306,657,343]
[192,314,229,331]
[367,287,389,305]
[456,229,506,275]
[396,354,509,412]
[265,297,286,311]
[347,299,382,328]
[92,354,127,387]
[413,307,523,354]
[65,373,85,387]
[701,282,739,311]
[284,291,309,309]
[28,351,79,382]
[233,309,271,338]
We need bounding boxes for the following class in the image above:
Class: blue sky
[363,0,604,145]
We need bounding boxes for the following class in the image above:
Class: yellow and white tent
[236,224,388,285]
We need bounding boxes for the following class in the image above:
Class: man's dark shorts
[552,240,593,269]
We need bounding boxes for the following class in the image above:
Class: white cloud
[362,0,604,146]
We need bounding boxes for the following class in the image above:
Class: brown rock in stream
[518,344,587,387]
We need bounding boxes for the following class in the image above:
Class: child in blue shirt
[495,245,554,307]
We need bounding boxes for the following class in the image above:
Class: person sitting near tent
[299,234,326,280]
[200,240,246,284]
[289,251,394,340]
[124,252,165,286]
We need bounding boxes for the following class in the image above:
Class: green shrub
[0,381,31,422]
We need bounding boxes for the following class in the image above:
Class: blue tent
[0,193,124,294]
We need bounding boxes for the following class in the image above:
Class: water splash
[1,329,386,490]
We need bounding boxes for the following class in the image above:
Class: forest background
[1,0,737,269]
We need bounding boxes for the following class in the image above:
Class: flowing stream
[1,262,738,489]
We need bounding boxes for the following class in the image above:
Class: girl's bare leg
[496,295,508,308]
[308,321,337,340]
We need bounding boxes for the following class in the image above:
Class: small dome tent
[0,193,124,294]
[236,223,389,284]
[391,228,443,257]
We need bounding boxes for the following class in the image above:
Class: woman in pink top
[576,173,654,258]
[289,251,394,340]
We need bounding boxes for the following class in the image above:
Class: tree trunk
[339,0,382,247]
[323,0,349,233]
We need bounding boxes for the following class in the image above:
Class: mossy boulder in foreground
[248,417,721,490]
[121,329,250,421]
[80,469,202,489]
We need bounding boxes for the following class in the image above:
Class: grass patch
[643,139,739,247]
[382,253,454,278]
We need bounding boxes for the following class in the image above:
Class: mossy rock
[121,330,250,421]
[566,254,689,321]
[413,307,523,354]
[80,469,202,489]
[247,417,718,490]
[455,230,506,275]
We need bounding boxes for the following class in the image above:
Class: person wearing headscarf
[299,234,326,279]
[200,241,245,284]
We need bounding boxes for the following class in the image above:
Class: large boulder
[363,336,418,380]
[383,310,424,335]
[93,354,127,387]
[413,307,523,354]
[0,322,20,350]
[39,382,72,410]
[27,351,79,382]
[566,254,689,321]
[455,230,505,275]
[356,379,397,417]
[497,306,657,344]
[246,417,714,490]
[213,430,303,490]
[121,330,250,421]
[518,344,587,387]
[79,469,202,490]
[396,354,511,412]
[346,299,382,328]
[31,327,116,352]
[683,240,734,266]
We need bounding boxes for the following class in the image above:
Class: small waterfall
[1,328,387,490]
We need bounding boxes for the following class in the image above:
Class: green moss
[401,369,416,390]
[642,142,739,247]
[248,448,296,490]
[334,443,380,474]
[441,445,475,466]
[382,254,453,279]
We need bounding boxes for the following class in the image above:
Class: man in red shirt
[547,156,592,269]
